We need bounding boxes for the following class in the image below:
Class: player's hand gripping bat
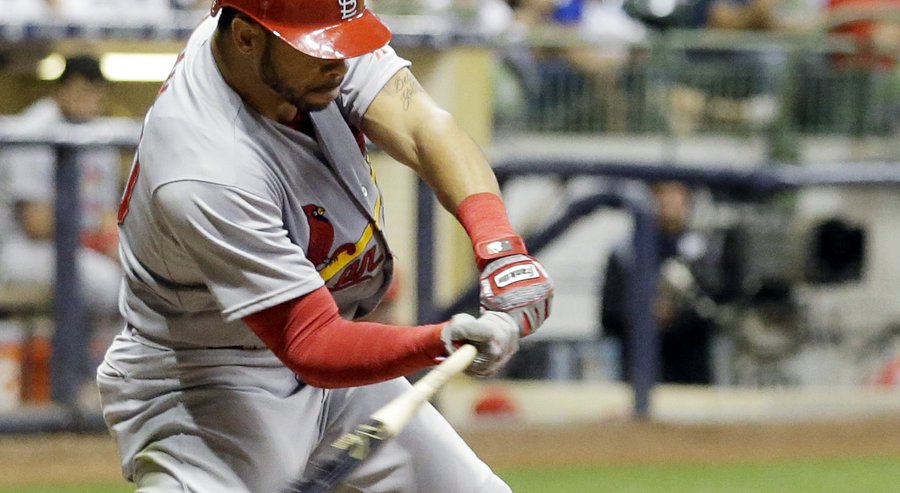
[282,344,478,493]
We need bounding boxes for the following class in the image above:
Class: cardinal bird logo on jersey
[303,205,333,267]
[303,204,357,269]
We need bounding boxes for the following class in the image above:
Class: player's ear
[230,15,267,56]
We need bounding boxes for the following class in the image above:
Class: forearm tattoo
[391,72,422,111]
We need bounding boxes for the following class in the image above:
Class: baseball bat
[283,344,478,493]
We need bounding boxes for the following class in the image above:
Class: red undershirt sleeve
[455,192,528,270]
[242,286,447,388]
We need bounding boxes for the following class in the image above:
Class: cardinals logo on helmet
[338,0,359,20]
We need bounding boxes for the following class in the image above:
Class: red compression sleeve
[456,192,527,270]
[243,287,446,388]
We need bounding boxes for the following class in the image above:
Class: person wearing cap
[0,54,123,402]
[96,1,553,492]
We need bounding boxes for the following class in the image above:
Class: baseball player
[97,1,553,492]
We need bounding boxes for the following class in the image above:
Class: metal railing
[493,27,899,161]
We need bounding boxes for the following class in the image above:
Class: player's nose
[321,60,348,79]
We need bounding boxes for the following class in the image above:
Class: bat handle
[370,344,477,436]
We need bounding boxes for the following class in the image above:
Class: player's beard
[260,39,332,114]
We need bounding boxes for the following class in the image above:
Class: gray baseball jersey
[99,15,511,493]
[116,17,403,348]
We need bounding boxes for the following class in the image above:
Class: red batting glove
[479,254,553,336]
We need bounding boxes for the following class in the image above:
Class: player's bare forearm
[362,68,500,213]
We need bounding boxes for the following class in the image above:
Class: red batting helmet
[211,0,392,60]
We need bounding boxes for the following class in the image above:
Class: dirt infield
[460,416,900,468]
[2,416,900,485]
[0,433,123,485]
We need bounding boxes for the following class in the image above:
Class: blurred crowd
[485,0,899,136]
[2,0,896,56]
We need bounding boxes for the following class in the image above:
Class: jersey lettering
[334,246,384,290]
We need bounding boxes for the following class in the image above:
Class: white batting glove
[441,312,519,377]
[479,254,554,336]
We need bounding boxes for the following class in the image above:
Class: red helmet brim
[263,9,391,60]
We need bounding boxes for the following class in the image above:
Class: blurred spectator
[824,0,899,133]
[1,0,53,22]
[1,0,204,24]
[792,0,898,134]
[825,0,899,69]
[657,0,823,134]
[0,55,123,377]
[599,182,725,384]
[51,0,173,24]
[496,0,647,132]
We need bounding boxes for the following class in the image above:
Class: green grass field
[501,456,900,493]
[3,455,898,493]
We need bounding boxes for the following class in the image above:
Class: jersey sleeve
[339,45,411,128]
[152,179,325,321]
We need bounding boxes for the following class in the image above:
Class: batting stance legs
[98,330,510,493]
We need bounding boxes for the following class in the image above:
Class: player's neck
[211,35,297,124]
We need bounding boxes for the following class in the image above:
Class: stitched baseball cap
[211,0,392,60]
